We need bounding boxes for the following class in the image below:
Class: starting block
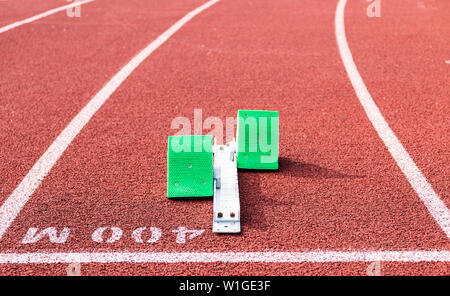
[166,110,279,233]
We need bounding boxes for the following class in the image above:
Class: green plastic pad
[236,110,279,170]
[167,135,214,198]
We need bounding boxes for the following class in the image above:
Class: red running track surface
[0,0,448,275]
[0,0,65,28]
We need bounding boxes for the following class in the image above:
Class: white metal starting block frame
[167,110,278,234]
[212,139,240,233]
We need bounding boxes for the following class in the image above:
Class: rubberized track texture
[0,0,448,275]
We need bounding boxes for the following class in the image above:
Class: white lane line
[0,0,220,240]
[0,250,448,264]
[335,0,450,239]
[0,0,95,34]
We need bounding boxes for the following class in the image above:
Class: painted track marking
[0,251,448,263]
[0,0,220,240]
[335,0,450,238]
[0,0,95,34]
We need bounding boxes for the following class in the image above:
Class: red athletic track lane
[0,262,448,276]
[0,0,67,28]
[0,0,448,275]
[345,0,450,207]
[0,0,205,206]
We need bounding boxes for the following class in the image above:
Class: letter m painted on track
[22,227,70,244]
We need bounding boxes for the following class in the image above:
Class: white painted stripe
[335,0,450,238]
[0,250,448,264]
[0,0,220,240]
[0,0,95,34]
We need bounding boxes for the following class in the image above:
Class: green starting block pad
[167,135,213,198]
[236,110,279,170]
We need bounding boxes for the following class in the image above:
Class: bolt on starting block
[167,110,279,234]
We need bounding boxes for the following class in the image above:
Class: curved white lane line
[335,0,450,238]
[0,250,448,263]
[0,0,220,240]
[0,0,96,34]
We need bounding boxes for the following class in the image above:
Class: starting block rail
[213,140,240,233]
